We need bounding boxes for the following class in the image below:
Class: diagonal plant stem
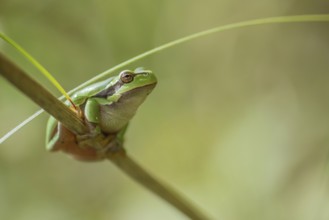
[108,151,209,219]
[0,52,211,219]
[108,152,209,219]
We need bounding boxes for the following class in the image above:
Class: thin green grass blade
[0,33,74,106]
[0,110,43,144]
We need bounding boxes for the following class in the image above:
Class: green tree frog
[46,68,157,161]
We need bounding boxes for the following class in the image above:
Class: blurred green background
[1,1,329,219]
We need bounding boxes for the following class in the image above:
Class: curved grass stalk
[1,14,329,144]
[77,14,329,88]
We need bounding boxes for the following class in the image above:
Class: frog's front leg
[84,97,102,133]
[77,97,125,153]
[76,97,103,141]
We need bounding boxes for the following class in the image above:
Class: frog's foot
[76,132,96,148]
[76,131,125,158]
[76,132,111,149]
[76,121,103,145]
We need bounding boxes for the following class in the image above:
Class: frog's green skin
[46,68,157,161]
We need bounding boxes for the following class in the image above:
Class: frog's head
[112,68,157,110]
[92,68,157,133]
[93,68,157,127]
[117,68,157,95]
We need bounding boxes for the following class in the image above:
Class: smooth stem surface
[108,152,210,220]
[0,52,86,134]
[0,52,210,219]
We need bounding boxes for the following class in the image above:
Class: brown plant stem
[0,52,210,219]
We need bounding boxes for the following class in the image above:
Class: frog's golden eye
[120,71,134,83]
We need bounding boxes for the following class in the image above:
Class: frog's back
[72,77,114,105]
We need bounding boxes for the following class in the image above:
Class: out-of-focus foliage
[0,1,329,219]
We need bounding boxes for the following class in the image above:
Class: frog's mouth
[105,82,157,110]
[121,82,157,98]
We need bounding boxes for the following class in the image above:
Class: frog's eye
[120,71,135,83]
